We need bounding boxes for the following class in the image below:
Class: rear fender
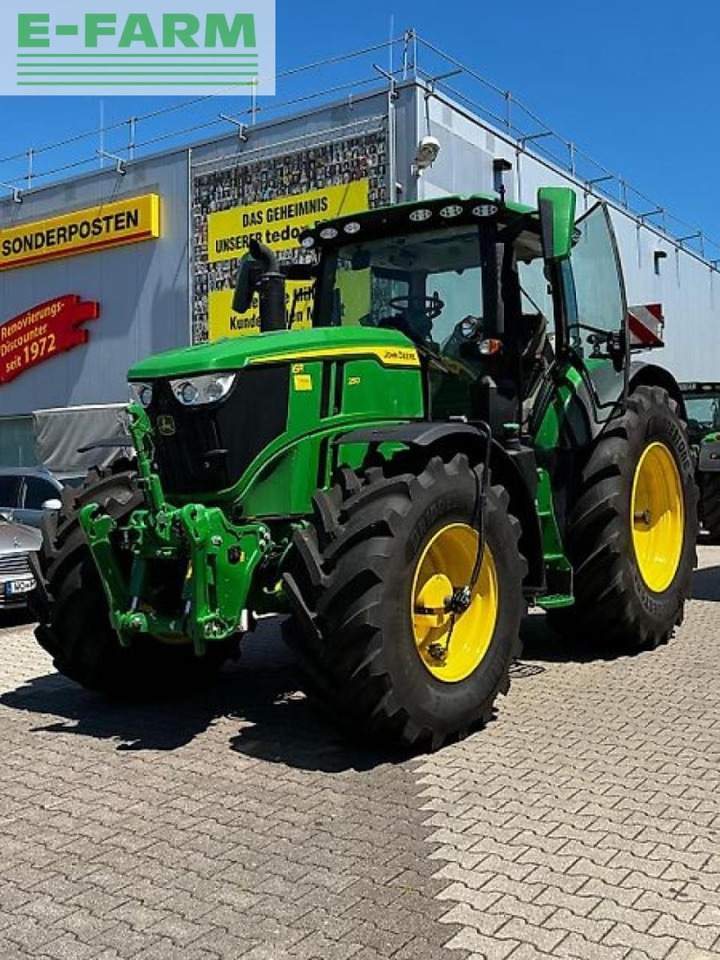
[629,362,686,419]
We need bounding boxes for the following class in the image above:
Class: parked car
[0,516,41,608]
[0,467,66,528]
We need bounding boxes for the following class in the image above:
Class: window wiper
[377,314,474,379]
[416,340,457,375]
[412,337,477,380]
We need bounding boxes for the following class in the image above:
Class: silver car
[0,467,65,528]
[0,517,41,608]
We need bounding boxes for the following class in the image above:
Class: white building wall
[417,91,719,381]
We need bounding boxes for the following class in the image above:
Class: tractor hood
[128,326,420,380]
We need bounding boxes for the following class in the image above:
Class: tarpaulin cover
[33,404,129,477]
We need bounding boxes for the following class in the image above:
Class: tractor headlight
[169,373,236,406]
[129,381,154,408]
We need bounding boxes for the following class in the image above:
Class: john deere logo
[0,2,275,96]
[157,414,176,436]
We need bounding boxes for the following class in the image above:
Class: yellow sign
[0,194,160,271]
[293,373,313,392]
[208,181,369,262]
[207,180,369,340]
[208,282,315,340]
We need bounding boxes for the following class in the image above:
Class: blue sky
[0,0,715,247]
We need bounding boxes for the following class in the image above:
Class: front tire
[549,385,697,649]
[30,463,234,697]
[284,453,526,749]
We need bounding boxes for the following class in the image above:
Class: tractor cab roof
[299,193,537,254]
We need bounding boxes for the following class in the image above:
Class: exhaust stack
[249,239,286,333]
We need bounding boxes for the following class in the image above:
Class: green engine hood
[128,326,420,380]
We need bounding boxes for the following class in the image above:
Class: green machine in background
[31,187,697,749]
[680,382,720,538]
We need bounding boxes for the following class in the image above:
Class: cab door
[566,202,628,420]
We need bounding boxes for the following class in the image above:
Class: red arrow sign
[0,295,99,384]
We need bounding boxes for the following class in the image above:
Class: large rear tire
[284,452,526,750]
[548,385,697,649]
[30,463,234,697]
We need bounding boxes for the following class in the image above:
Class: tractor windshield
[315,222,552,372]
[315,226,486,358]
[314,220,553,421]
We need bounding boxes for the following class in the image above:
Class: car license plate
[5,578,35,596]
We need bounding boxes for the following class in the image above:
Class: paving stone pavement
[0,547,719,960]
[417,544,720,960]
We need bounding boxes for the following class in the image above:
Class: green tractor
[680,382,720,538]
[30,187,697,749]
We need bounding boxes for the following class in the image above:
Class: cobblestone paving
[0,547,718,959]
[418,545,720,960]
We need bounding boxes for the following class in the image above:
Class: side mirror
[232,254,259,314]
[41,498,62,512]
[537,187,576,262]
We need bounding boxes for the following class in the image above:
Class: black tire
[700,472,720,539]
[30,462,234,697]
[548,385,697,649]
[283,452,526,750]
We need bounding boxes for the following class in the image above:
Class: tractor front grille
[147,365,290,496]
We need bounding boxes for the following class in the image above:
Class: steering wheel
[389,293,445,322]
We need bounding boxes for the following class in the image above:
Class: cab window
[320,227,484,361]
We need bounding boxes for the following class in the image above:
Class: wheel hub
[411,523,498,683]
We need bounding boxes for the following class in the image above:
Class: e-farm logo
[0,2,275,95]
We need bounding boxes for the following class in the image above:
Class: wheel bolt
[428,642,447,663]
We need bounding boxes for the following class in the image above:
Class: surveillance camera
[414,135,441,172]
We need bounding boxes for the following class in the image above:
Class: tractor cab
[305,195,552,432]
[302,189,628,438]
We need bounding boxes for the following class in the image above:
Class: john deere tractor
[30,187,697,749]
[680,382,720,538]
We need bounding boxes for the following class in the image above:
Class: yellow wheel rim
[411,523,498,683]
[631,441,684,593]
